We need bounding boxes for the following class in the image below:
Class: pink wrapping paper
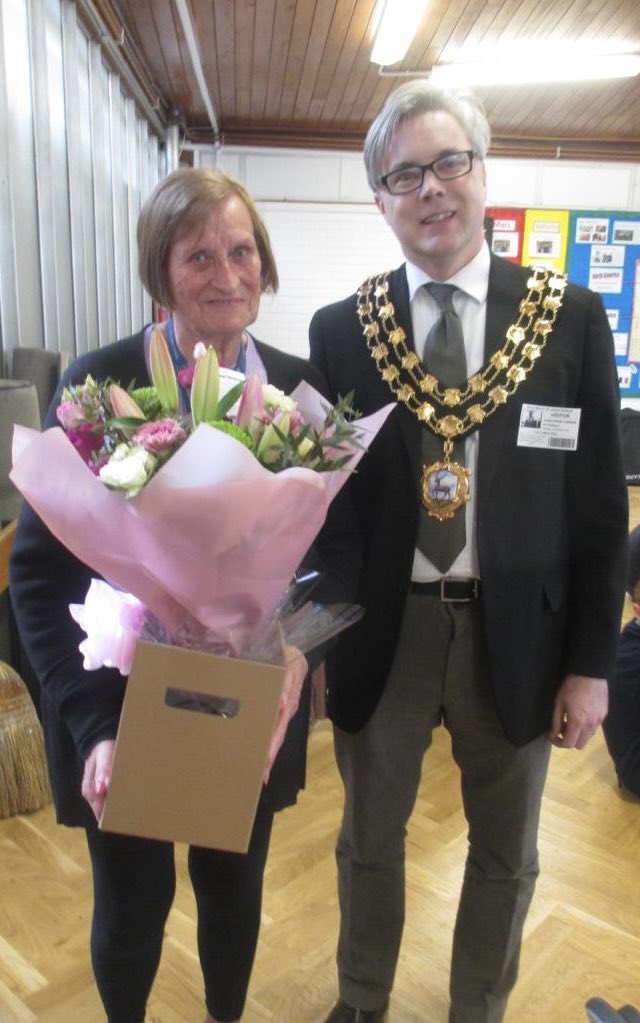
[11,381,394,654]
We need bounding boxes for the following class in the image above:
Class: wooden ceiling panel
[291,3,337,120]
[132,0,197,117]
[250,0,277,120]
[197,1,224,119]
[305,0,363,117]
[457,0,514,55]
[261,1,297,122]
[234,1,256,120]
[278,3,320,121]
[109,0,640,159]
[412,0,470,64]
[317,5,378,126]
[474,0,529,47]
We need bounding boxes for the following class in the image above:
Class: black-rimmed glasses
[380,150,476,195]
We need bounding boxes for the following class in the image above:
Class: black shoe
[324,997,389,1022]
[620,1008,640,1023]
[586,998,627,1022]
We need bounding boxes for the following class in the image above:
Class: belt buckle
[440,578,477,602]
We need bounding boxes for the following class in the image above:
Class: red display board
[485,207,525,264]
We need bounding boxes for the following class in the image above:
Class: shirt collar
[405,241,491,306]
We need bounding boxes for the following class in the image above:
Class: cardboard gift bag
[100,641,285,852]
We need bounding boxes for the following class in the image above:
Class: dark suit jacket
[309,254,628,746]
[10,328,353,826]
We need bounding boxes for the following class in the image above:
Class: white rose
[99,444,157,496]
[262,384,297,412]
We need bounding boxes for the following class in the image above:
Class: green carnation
[206,419,253,449]
[131,387,163,419]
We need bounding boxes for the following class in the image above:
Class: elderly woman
[10,168,356,1023]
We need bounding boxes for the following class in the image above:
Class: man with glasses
[309,80,627,1023]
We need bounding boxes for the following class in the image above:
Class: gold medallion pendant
[421,442,471,521]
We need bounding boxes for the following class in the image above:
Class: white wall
[189,143,640,361]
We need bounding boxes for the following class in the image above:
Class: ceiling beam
[173,0,220,141]
[186,124,640,163]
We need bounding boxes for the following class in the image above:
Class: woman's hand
[263,645,308,784]
[81,739,116,822]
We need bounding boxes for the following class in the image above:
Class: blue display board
[566,210,640,398]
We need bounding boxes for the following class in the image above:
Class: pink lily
[235,373,266,441]
[109,384,145,419]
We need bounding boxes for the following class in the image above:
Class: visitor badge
[517,404,581,450]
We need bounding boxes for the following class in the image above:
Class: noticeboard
[485,207,525,264]
[566,211,640,398]
[522,209,570,273]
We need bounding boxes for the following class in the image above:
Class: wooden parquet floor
[1,719,639,1023]
[2,489,640,1022]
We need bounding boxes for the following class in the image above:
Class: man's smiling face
[375,109,487,281]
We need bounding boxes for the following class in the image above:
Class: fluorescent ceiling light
[370,0,430,66]
[430,52,640,85]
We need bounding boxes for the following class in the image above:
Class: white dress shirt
[407,243,491,582]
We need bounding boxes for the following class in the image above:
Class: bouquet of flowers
[11,329,394,671]
[55,334,363,496]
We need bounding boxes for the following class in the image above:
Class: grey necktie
[416,283,467,573]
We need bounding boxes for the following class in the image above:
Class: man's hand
[263,645,308,784]
[550,674,608,750]
[81,739,116,822]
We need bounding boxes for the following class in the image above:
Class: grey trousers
[333,593,552,1023]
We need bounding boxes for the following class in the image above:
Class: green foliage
[131,386,164,419]
[256,392,363,473]
[206,419,253,449]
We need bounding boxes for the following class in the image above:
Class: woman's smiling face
[167,195,263,353]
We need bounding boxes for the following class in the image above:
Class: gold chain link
[356,266,568,441]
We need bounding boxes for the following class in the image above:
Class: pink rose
[132,418,187,454]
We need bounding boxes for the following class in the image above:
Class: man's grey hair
[364,79,491,191]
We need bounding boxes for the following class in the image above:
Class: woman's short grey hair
[364,80,491,191]
[137,167,279,309]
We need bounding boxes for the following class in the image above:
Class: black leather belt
[410,578,482,602]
